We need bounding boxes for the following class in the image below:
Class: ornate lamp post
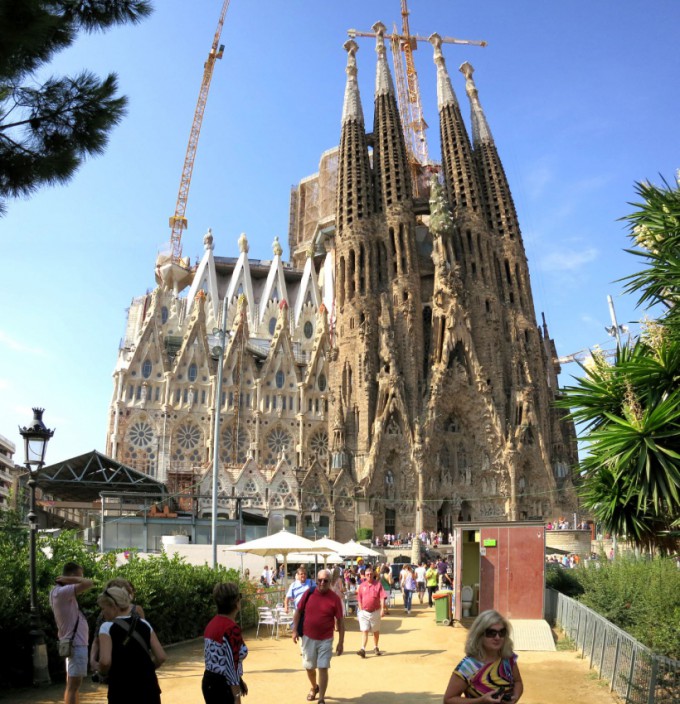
[19,407,54,686]
[311,503,320,577]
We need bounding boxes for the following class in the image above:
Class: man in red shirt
[356,567,387,657]
[292,568,344,704]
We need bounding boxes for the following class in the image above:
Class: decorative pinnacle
[272,236,283,257]
[238,232,249,253]
[429,33,458,109]
[344,39,359,78]
[203,227,214,250]
[373,21,394,96]
[342,39,364,124]
[459,62,493,143]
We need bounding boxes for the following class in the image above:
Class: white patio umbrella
[339,539,382,559]
[279,551,344,565]
[312,537,347,569]
[224,529,321,591]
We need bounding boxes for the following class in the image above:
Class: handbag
[58,613,80,658]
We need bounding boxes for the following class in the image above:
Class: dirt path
[9,600,617,704]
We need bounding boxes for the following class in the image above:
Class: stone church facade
[106,26,577,541]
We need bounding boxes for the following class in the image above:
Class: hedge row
[547,554,680,659]
[0,513,256,689]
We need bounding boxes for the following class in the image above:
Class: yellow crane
[155,0,231,293]
[348,0,486,193]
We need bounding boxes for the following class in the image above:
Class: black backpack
[297,586,316,636]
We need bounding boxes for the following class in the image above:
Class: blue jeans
[403,589,413,611]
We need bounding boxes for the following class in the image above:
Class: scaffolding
[288,147,339,266]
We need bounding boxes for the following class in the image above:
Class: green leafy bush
[573,555,680,658]
[0,516,254,689]
[356,528,373,541]
[545,563,585,597]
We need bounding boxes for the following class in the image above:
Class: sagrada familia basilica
[106,24,578,541]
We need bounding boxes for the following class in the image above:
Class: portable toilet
[452,520,545,621]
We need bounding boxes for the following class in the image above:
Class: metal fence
[545,588,680,704]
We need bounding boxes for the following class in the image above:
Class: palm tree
[557,173,680,553]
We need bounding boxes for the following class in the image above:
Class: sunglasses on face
[484,628,507,639]
[317,578,330,584]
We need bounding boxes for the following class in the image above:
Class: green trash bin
[433,591,452,625]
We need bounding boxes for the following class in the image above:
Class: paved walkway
[10,599,616,704]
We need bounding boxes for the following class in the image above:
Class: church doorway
[385,508,396,535]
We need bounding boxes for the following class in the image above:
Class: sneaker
[374,647,381,656]
[357,649,366,658]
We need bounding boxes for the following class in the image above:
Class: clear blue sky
[2,0,678,463]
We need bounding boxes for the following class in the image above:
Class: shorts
[416,581,426,593]
[301,636,334,670]
[67,645,88,678]
[358,609,382,633]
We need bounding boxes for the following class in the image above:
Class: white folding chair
[256,607,278,639]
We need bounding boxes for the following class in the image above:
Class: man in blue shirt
[285,566,315,611]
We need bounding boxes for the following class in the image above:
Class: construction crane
[155,0,231,294]
[557,348,617,365]
[348,0,486,193]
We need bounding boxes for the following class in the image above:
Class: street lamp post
[209,292,230,570]
[311,503,320,577]
[18,407,54,687]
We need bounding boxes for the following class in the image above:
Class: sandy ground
[9,598,618,704]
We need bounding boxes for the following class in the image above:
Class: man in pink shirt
[50,562,94,704]
[356,567,387,657]
[292,569,344,704]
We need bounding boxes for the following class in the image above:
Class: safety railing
[545,588,680,704]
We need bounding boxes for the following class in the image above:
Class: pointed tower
[371,22,424,417]
[430,33,484,225]
[329,39,381,468]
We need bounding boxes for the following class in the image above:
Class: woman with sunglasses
[443,609,523,703]
[203,582,249,704]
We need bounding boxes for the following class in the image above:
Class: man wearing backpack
[292,569,344,704]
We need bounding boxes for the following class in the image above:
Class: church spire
[372,21,412,211]
[336,39,373,234]
[460,61,520,242]
[430,32,459,110]
[342,39,364,125]
[460,62,493,144]
[374,21,395,97]
[429,33,481,217]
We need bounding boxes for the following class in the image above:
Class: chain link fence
[545,588,680,704]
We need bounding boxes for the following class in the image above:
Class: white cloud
[0,330,48,357]
[538,247,599,272]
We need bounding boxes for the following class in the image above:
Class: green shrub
[545,563,585,597]
[356,528,373,541]
[0,516,252,689]
[573,555,680,659]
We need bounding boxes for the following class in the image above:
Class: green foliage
[0,0,152,214]
[621,174,680,331]
[0,519,253,689]
[571,555,680,659]
[356,528,373,541]
[557,173,680,553]
[545,563,585,598]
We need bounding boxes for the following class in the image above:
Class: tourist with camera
[442,609,523,703]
